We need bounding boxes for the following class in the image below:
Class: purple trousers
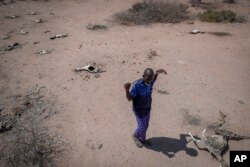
[134,112,150,142]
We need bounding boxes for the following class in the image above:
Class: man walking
[124,68,167,148]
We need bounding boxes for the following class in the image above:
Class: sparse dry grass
[114,1,189,25]
[0,118,65,167]
[198,10,244,23]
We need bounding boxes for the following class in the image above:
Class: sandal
[132,134,143,148]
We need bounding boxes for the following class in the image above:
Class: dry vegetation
[114,1,189,25]
[0,118,65,167]
[0,86,65,167]
[197,10,244,23]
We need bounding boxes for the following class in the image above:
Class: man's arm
[124,83,132,101]
[153,69,167,81]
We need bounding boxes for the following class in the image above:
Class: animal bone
[1,35,10,39]
[35,50,51,55]
[20,30,28,35]
[189,29,205,34]
[35,19,43,23]
[5,15,19,19]
[28,11,38,15]
[3,43,20,51]
[189,129,228,167]
[50,34,68,40]
[215,128,250,140]
[75,64,106,73]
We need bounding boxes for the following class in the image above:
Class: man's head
[143,68,154,84]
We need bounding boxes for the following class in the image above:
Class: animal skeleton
[189,111,250,167]
[189,129,228,167]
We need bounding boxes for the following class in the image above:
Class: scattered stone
[85,75,90,80]
[189,29,205,34]
[155,88,169,95]
[86,24,108,30]
[147,50,159,60]
[50,34,68,40]
[94,74,100,78]
[28,11,38,15]
[20,30,28,35]
[33,41,40,44]
[79,43,83,49]
[5,15,19,19]
[44,30,51,33]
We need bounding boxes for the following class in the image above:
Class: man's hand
[124,83,132,101]
[156,69,167,75]
[124,83,131,90]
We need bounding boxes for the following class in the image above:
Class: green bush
[197,10,239,23]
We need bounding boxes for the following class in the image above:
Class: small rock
[20,30,28,35]
[28,11,38,15]
[97,144,103,149]
[94,74,100,78]
[44,30,50,33]
[85,75,90,79]
[147,50,159,60]
[35,19,43,23]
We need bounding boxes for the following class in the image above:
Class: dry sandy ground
[0,0,250,166]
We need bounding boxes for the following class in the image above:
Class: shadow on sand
[144,134,198,158]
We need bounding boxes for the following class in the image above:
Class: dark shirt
[130,79,155,117]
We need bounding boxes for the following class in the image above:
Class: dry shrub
[0,117,65,167]
[198,10,244,23]
[114,1,189,25]
[0,86,65,167]
[223,0,234,3]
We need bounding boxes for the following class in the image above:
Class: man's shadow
[144,134,198,158]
